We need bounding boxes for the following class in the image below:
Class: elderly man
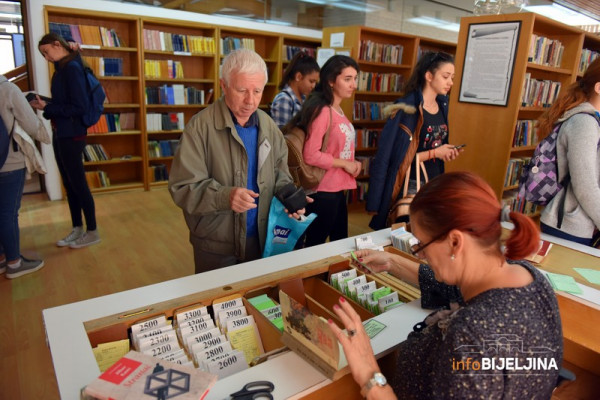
[169,49,300,273]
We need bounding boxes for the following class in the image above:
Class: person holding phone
[367,52,463,230]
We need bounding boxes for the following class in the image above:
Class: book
[82,350,217,400]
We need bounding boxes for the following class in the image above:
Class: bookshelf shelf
[511,145,537,153]
[145,104,206,109]
[104,103,141,109]
[98,76,138,81]
[88,131,141,136]
[358,61,413,70]
[80,45,138,52]
[143,50,215,57]
[144,78,213,83]
[355,91,404,97]
[90,182,145,193]
[84,157,143,166]
[148,130,183,135]
[526,62,573,75]
[149,156,174,161]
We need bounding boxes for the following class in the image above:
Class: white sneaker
[69,230,101,249]
[6,256,45,279]
[57,226,84,247]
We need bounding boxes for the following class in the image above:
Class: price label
[130,315,167,335]
[176,305,208,323]
[184,327,221,352]
[138,330,177,352]
[206,350,248,379]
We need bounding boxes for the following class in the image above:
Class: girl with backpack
[287,55,363,247]
[270,51,320,129]
[537,57,600,247]
[30,33,100,249]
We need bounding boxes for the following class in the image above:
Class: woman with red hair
[329,171,562,399]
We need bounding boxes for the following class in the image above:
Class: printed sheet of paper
[573,268,600,285]
[546,272,583,295]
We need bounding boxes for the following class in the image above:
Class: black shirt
[410,108,448,181]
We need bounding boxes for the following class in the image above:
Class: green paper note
[546,272,583,295]
[573,268,600,285]
[363,319,387,339]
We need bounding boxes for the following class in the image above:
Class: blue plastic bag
[262,198,316,257]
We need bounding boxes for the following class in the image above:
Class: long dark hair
[538,57,600,136]
[278,51,320,89]
[38,32,78,67]
[403,51,454,95]
[286,55,359,133]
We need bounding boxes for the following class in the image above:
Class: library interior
[1,0,599,399]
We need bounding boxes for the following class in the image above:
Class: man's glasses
[409,231,449,258]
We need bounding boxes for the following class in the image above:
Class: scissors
[228,380,274,400]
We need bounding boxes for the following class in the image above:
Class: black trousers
[303,191,348,247]
[53,136,97,231]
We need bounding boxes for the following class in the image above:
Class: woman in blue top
[31,33,100,249]
[367,52,461,230]
[270,51,319,129]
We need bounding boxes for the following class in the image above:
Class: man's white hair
[220,48,268,86]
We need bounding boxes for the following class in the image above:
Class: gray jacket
[540,102,600,238]
[0,76,49,173]
[168,96,292,259]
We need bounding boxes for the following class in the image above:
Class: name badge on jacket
[258,139,271,170]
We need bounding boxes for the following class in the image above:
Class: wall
[26,0,322,200]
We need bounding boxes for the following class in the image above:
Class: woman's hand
[342,160,362,177]
[328,297,381,391]
[433,144,460,162]
[354,249,394,273]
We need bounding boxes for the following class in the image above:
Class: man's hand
[285,196,314,219]
[230,187,259,213]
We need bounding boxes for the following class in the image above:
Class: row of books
[512,119,539,147]
[148,140,180,158]
[355,128,380,149]
[355,156,373,177]
[83,144,110,162]
[520,74,562,108]
[85,170,110,188]
[49,22,124,47]
[358,40,403,64]
[347,181,369,203]
[357,71,403,93]
[504,157,531,188]
[527,34,564,68]
[283,45,317,61]
[145,85,212,105]
[82,56,123,77]
[353,101,393,121]
[87,112,136,134]
[220,37,255,55]
[142,29,216,54]
[144,59,184,79]
[146,112,185,132]
[148,163,169,182]
[503,190,539,216]
[579,48,600,75]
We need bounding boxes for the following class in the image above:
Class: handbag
[387,153,429,226]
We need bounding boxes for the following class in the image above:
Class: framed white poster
[458,21,521,106]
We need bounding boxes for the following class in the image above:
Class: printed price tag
[130,315,167,335]
[179,319,215,338]
[175,305,208,323]
[178,314,212,329]
[195,342,233,363]
[191,335,227,357]
[143,341,179,358]
[206,350,248,379]
[377,292,400,313]
[217,306,247,330]
[184,327,221,352]
[133,325,174,349]
[213,297,244,313]
[138,330,178,352]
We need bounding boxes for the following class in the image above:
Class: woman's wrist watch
[360,372,387,397]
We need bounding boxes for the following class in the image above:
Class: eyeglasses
[409,231,449,258]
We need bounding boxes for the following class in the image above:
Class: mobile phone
[454,144,467,149]
[350,251,374,274]
[25,92,52,103]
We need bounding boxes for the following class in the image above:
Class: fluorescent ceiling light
[408,16,460,32]
[298,0,383,13]
[524,3,600,26]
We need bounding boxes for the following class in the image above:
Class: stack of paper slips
[391,227,415,253]
[247,294,284,331]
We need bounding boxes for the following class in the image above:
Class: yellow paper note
[92,339,130,372]
[228,325,262,365]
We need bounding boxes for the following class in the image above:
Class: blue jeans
[540,222,593,247]
[0,168,26,261]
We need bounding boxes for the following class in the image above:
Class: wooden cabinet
[447,12,596,216]
[45,7,145,193]
[321,26,456,205]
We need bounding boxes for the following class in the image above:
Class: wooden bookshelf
[446,12,595,218]
[321,25,456,204]
[45,7,144,193]
[44,7,321,194]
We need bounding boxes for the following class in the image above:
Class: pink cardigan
[303,106,357,192]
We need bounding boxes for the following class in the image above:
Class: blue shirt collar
[229,109,259,128]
